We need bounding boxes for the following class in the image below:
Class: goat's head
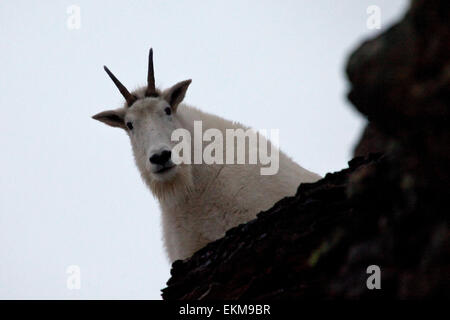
[93,49,193,197]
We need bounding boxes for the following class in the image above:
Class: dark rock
[162,0,449,300]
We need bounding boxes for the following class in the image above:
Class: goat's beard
[142,164,194,201]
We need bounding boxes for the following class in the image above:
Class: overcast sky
[0,0,408,299]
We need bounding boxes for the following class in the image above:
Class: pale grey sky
[0,0,407,299]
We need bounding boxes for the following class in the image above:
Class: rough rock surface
[162,0,449,300]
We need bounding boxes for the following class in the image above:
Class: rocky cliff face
[162,0,449,299]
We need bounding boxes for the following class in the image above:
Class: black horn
[145,48,157,97]
[104,65,137,107]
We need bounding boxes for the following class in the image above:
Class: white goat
[93,49,321,262]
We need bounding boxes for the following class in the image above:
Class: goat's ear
[92,109,126,130]
[163,79,191,111]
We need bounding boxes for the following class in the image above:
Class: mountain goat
[93,49,321,262]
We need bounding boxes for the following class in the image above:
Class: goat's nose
[149,150,172,165]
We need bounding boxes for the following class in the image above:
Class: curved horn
[145,48,157,97]
[103,66,136,107]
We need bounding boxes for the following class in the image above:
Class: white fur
[95,85,321,263]
[159,105,321,261]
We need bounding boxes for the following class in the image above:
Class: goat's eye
[126,122,133,130]
[164,107,172,115]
